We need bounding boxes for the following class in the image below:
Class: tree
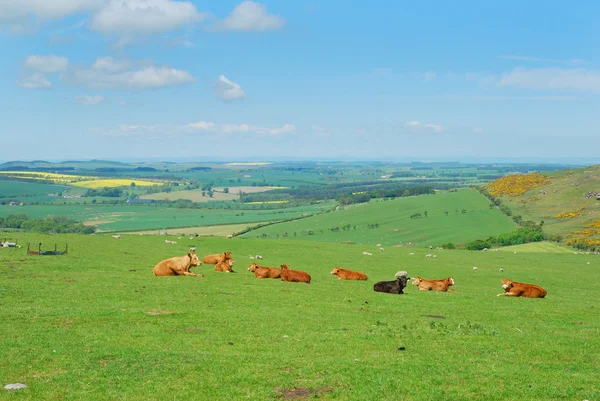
[224,187,229,193]
[424,211,428,217]
[130,182,136,187]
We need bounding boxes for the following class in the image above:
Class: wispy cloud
[214,75,246,101]
[18,73,52,89]
[24,54,69,72]
[214,1,285,31]
[312,125,330,137]
[497,67,600,93]
[74,95,104,105]
[497,55,586,65]
[415,71,437,82]
[96,121,296,137]
[404,121,444,133]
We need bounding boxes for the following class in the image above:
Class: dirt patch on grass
[274,387,332,400]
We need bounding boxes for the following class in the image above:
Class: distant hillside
[484,165,600,250]
[241,189,516,246]
[0,160,133,171]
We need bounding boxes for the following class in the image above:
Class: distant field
[123,223,267,236]
[213,186,287,194]
[496,241,575,253]
[0,180,69,198]
[72,179,161,188]
[243,189,517,246]
[140,190,238,202]
[0,201,335,232]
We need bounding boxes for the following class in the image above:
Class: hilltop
[484,165,600,250]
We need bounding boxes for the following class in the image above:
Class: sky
[0,0,599,162]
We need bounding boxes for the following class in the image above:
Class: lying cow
[331,267,368,280]
[152,250,203,277]
[215,258,235,272]
[497,279,547,298]
[411,276,455,292]
[202,251,231,264]
[280,264,311,283]
[248,263,281,278]
[373,276,409,294]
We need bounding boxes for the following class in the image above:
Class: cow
[411,276,455,292]
[497,279,547,298]
[280,264,311,283]
[202,251,232,264]
[330,267,368,281]
[152,249,203,277]
[214,258,235,272]
[248,263,281,278]
[373,276,409,294]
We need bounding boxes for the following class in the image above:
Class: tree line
[0,214,95,234]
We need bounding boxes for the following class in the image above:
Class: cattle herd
[152,248,547,298]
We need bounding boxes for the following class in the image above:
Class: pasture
[243,189,517,246]
[0,233,598,400]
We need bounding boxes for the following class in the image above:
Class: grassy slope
[500,165,600,236]
[242,189,517,246]
[0,202,334,232]
[496,241,575,253]
[0,233,598,400]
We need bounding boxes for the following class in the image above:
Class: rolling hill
[241,189,517,246]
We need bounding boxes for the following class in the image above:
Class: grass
[0,232,598,400]
[140,190,238,202]
[123,223,269,236]
[0,181,69,197]
[243,189,517,246]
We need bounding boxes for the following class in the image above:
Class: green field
[0,233,598,400]
[0,181,69,204]
[243,189,517,246]
[0,202,335,232]
[496,241,575,253]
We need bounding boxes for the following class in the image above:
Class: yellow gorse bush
[555,207,584,219]
[485,172,550,197]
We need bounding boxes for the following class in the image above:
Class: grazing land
[0,233,598,400]
[243,189,517,246]
[140,190,239,202]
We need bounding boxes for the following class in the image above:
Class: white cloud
[24,55,69,72]
[90,0,208,36]
[92,56,130,73]
[98,121,296,136]
[404,120,444,133]
[416,71,437,82]
[74,95,104,105]
[497,67,600,93]
[18,73,52,89]
[214,75,246,101]
[214,1,285,31]
[71,58,195,89]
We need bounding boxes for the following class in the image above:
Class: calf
[411,276,455,292]
[152,250,203,277]
[202,251,231,264]
[331,267,368,281]
[248,263,281,278]
[497,279,547,298]
[373,276,408,294]
[280,264,311,283]
[215,258,235,272]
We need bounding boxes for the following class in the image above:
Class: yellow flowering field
[485,172,550,197]
[0,171,94,183]
[72,179,161,188]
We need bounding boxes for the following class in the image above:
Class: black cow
[373,276,409,294]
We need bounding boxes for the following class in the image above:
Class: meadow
[0,233,598,400]
[243,189,517,246]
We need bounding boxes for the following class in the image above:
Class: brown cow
[331,267,368,280]
[497,279,547,298]
[152,250,203,277]
[202,251,231,264]
[411,276,455,292]
[215,258,236,272]
[248,263,281,278]
[280,264,311,284]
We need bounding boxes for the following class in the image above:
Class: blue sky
[0,0,599,162]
